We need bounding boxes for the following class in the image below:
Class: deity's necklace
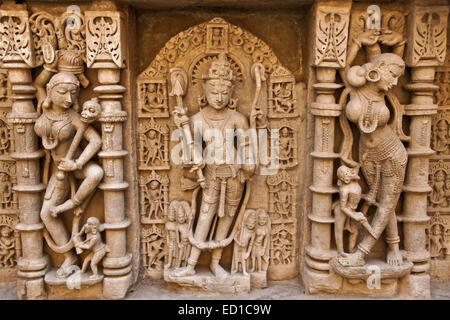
[358,90,383,134]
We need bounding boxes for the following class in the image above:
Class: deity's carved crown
[202,53,235,82]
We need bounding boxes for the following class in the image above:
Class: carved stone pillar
[0,7,47,299]
[304,0,351,293]
[86,9,132,299]
[401,1,449,297]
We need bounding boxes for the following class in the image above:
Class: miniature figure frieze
[435,71,450,106]
[0,161,17,213]
[267,170,297,224]
[270,223,294,266]
[429,160,450,210]
[432,111,450,155]
[138,119,170,170]
[427,213,449,260]
[139,171,169,224]
[268,66,297,119]
[0,114,12,156]
[0,215,18,269]
[138,80,169,118]
[0,70,11,107]
[141,224,166,276]
[206,19,229,54]
[270,119,298,169]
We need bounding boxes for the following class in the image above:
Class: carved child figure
[250,208,270,272]
[176,201,192,268]
[232,209,257,275]
[75,217,109,279]
[0,226,15,267]
[165,204,178,268]
[334,165,369,254]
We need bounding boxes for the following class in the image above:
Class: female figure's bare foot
[337,250,365,267]
[386,249,403,266]
[56,253,78,279]
[171,265,195,277]
[50,199,76,217]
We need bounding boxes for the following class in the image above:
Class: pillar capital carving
[406,4,449,67]
[0,10,35,68]
[85,11,125,69]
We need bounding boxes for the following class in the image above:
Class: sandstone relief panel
[137,17,303,293]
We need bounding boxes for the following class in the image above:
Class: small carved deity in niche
[0,225,15,267]
[250,208,271,273]
[211,28,223,47]
[432,119,450,154]
[170,53,259,278]
[34,72,104,279]
[430,169,448,207]
[435,71,450,106]
[268,67,296,118]
[334,165,376,254]
[275,182,292,220]
[427,214,449,260]
[141,226,165,272]
[231,209,256,275]
[139,81,168,117]
[337,28,407,267]
[140,172,169,223]
[0,120,10,156]
[74,217,109,279]
[279,127,294,167]
[139,119,169,170]
[271,225,294,265]
[267,170,297,224]
[0,172,12,210]
[165,203,178,268]
[175,201,192,268]
[0,72,8,102]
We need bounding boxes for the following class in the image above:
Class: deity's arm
[236,114,256,170]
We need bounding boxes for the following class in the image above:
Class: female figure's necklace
[358,89,383,134]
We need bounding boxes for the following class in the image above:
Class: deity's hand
[356,29,381,47]
[250,108,263,127]
[379,29,404,47]
[354,211,367,223]
[58,159,79,172]
[240,164,256,182]
[172,106,189,128]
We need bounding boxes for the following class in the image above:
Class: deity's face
[377,64,403,92]
[0,173,7,182]
[0,226,10,237]
[177,207,186,223]
[149,130,157,139]
[204,79,232,110]
[281,181,288,190]
[257,211,268,226]
[150,180,160,190]
[246,214,257,230]
[281,128,289,137]
[436,170,446,182]
[50,83,79,111]
[148,84,156,93]
[437,121,448,139]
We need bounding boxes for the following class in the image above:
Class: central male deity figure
[172,53,257,278]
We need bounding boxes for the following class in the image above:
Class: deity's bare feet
[337,250,365,267]
[171,265,195,277]
[56,254,78,279]
[210,262,228,279]
[50,199,76,217]
[386,249,403,266]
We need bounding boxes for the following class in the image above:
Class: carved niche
[136,17,301,290]
[427,213,450,260]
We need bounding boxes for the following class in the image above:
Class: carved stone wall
[0,0,448,300]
